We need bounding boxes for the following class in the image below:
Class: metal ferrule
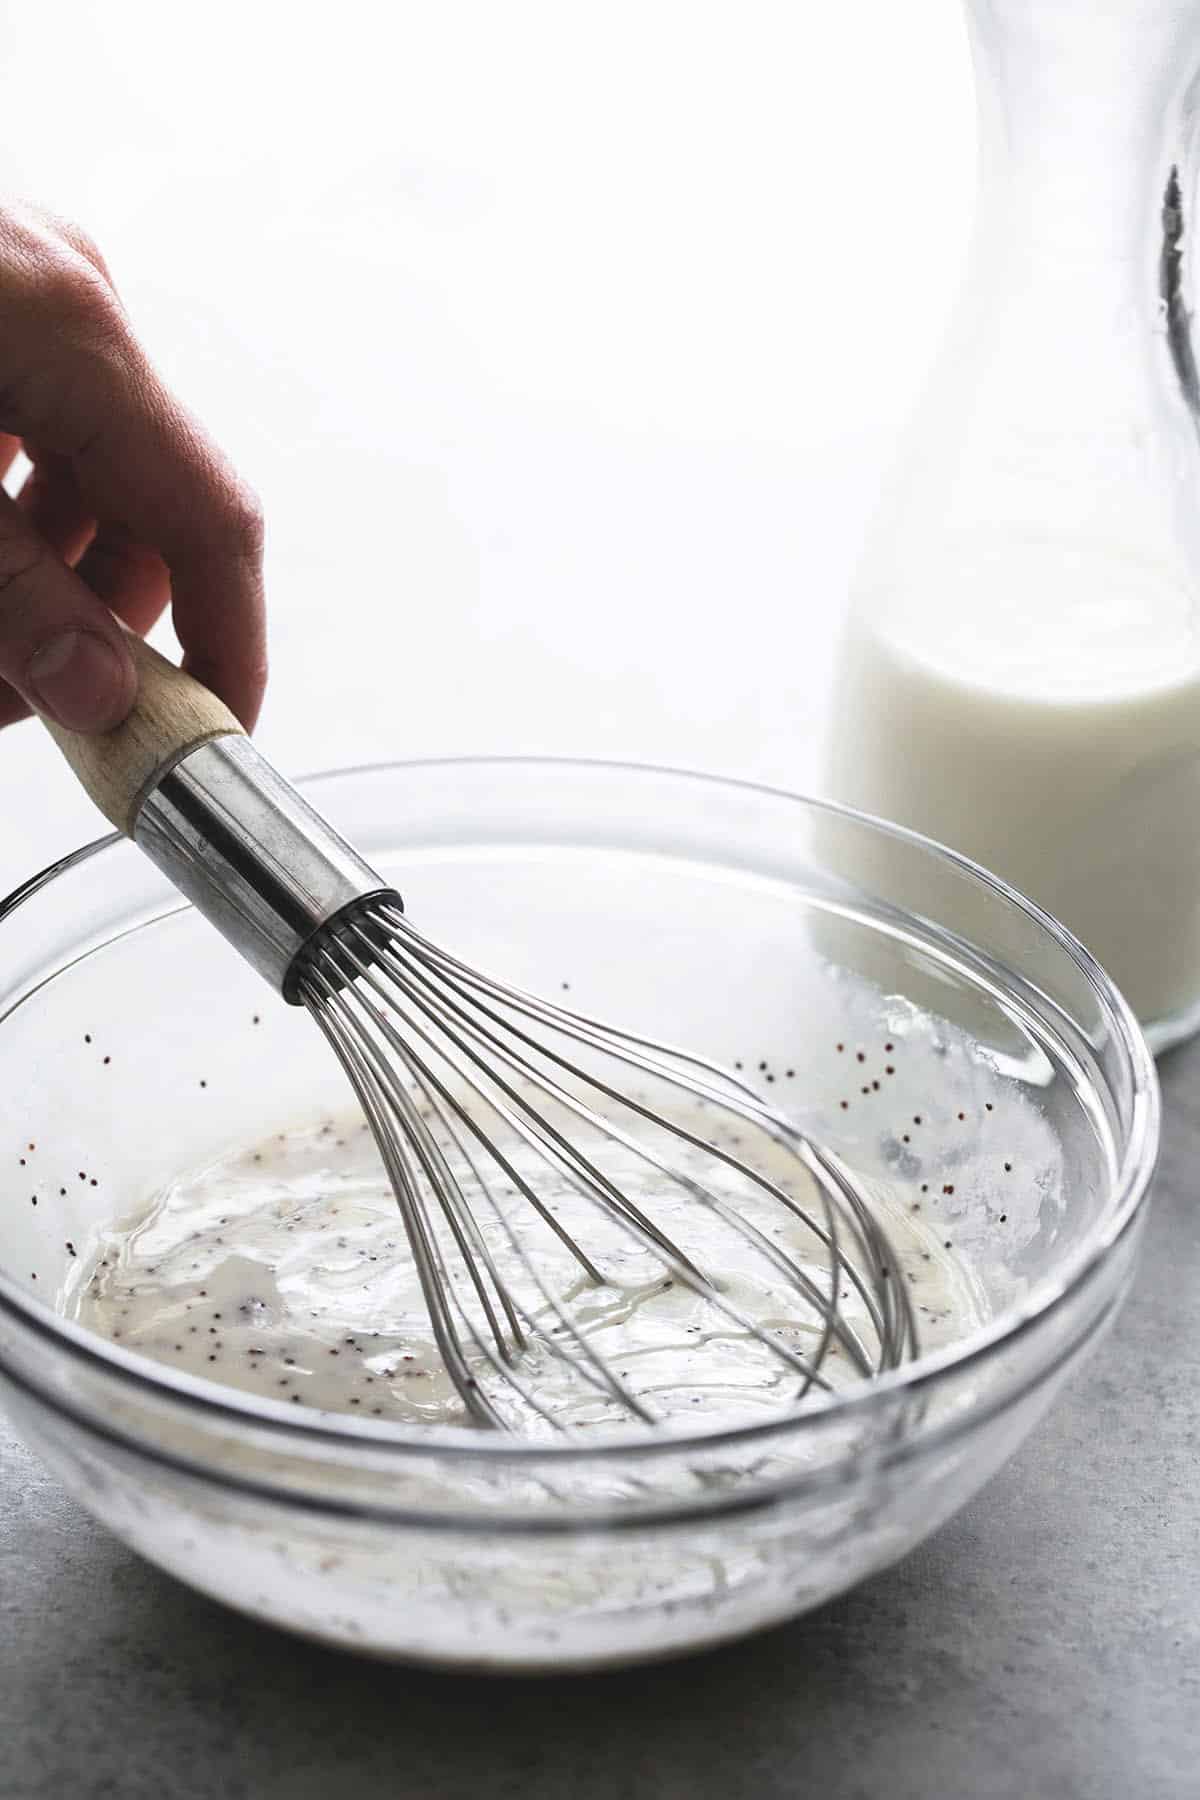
[133,735,399,1001]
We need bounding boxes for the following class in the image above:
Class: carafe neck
[966,0,1200,267]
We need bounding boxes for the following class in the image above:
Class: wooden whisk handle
[43,633,245,837]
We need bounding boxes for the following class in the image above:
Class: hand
[0,202,266,734]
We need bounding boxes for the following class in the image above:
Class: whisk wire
[307,987,505,1425]
[298,900,922,1430]
[383,910,888,1345]
[338,924,865,1392]
[310,955,662,1423]
[373,919,887,1374]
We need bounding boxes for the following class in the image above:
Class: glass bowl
[0,759,1158,1671]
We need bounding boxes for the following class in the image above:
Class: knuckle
[15,204,108,278]
[41,256,118,329]
[56,219,106,277]
[0,210,125,436]
[217,479,266,560]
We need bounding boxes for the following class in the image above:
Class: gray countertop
[3,1042,1199,1800]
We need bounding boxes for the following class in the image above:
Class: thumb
[0,489,136,733]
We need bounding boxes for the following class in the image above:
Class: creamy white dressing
[68,1074,994,1438]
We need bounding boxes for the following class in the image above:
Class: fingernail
[27,630,132,732]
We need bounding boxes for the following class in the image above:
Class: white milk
[828,544,1200,1028]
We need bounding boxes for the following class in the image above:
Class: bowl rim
[0,753,1161,1469]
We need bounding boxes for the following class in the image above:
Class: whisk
[50,640,919,1430]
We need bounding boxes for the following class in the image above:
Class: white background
[0,0,974,893]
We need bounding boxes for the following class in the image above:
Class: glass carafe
[826,0,1200,1048]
